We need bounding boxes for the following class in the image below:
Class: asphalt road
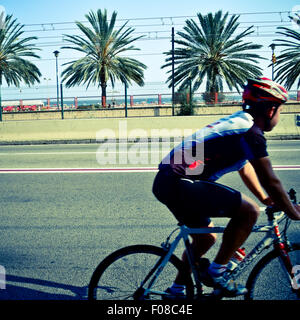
[0,140,299,300]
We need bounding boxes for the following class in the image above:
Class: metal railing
[0,90,299,121]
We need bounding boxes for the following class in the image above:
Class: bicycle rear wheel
[245,243,300,300]
[88,244,194,300]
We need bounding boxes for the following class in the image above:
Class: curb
[0,135,300,146]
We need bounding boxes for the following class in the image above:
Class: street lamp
[269,44,276,80]
[171,27,175,116]
[124,79,128,118]
[53,50,60,109]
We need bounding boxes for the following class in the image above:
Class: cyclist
[152,77,300,297]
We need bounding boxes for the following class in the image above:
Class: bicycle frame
[142,210,292,298]
[88,189,298,301]
[228,212,286,280]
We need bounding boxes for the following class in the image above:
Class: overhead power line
[21,10,296,27]
[21,10,295,32]
[16,10,295,53]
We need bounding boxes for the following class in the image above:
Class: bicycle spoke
[89,245,193,300]
[246,244,300,300]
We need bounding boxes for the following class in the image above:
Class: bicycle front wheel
[245,243,300,300]
[88,244,194,300]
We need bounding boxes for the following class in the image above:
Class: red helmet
[243,77,288,104]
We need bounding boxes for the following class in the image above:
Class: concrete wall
[2,103,300,121]
[0,112,299,144]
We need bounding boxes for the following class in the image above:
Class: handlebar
[265,188,297,220]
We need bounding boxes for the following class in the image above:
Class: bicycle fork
[133,232,183,300]
[273,225,300,296]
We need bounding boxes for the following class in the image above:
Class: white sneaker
[201,272,247,297]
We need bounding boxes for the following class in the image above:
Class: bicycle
[88,189,300,300]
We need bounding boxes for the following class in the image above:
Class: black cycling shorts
[152,167,242,227]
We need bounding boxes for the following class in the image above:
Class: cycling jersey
[159,110,268,181]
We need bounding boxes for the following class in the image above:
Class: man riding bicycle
[152,77,300,297]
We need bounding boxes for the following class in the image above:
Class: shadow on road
[0,274,88,300]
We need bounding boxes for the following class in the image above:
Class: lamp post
[53,50,60,109]
[189,73,192,110]
[171,27,175,116]
[60,82,64,119]
[269,44,276,80]
[124,81,128,118]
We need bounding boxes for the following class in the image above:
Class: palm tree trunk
[101,80,107,108]
[101,87,106,107]
[214,92,218,104]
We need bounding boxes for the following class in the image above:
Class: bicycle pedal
[212,285,248,298]
[162,288,186,301]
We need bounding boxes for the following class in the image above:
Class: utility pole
[171,27,175,116]
[60,83,64,119]
[53,50,60,109]
[124,82,128,118]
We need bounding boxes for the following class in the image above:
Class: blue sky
[2,0,298,24]
[0,0,299,99]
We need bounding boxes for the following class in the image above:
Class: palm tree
[162,11,263,103]
[0,13,41,121]
[61,9,147,107]
[273,26,300,89]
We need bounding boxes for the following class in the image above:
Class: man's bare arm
[250,157,300,220]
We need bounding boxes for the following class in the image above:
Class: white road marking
[0,149,299,156]
[0,165,299,174]
[0,167,158,173]
[0,151,169,155]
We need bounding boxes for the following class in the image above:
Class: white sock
[208,261,228,276]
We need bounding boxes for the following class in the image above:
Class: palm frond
[274,27,300,89]
[0,14,41,87]
[162,10,263,94]
[61,9,146,105]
